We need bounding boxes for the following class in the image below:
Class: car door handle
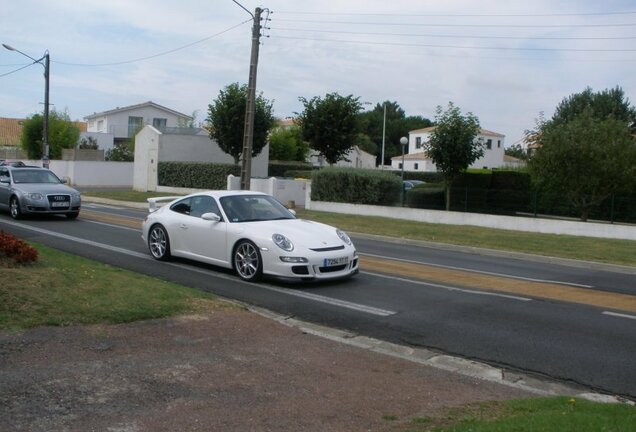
[180,224,188,229]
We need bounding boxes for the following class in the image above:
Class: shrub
[311,168,401,206]
[269,161,314,177]
[158,162,240,189]
[405,184,445,209]
[0,231,38,266]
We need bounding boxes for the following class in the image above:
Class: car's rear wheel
[148,224,171,261]
[10,196,22,220]
[233,240,262,282]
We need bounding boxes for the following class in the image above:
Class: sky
[1,0,635,146]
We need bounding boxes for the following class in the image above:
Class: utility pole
[238,5,263,190]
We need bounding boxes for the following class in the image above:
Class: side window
[189,195,221,219]
[0,168,9,182]
[170,198,191,215]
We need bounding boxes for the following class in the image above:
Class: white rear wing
[147,196,181,213]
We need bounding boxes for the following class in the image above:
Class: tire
[9,196,22,220]
[148,224,171,261]
[233,240,262,282]
[66,211,79,220]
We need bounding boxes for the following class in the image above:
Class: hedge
[158,162,240,189]
[269,161,314,177]
[311,168,401,206]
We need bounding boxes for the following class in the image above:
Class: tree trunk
[445,184,451,211]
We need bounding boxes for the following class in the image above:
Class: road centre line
[363,270,533,302]
[603,311,636,321]
[361,252,594,289]
[0,219,394,317]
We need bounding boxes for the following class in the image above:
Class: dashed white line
[602,311,636,321]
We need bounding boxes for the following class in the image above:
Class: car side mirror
[201,212,221,222]
[0,177,9,184]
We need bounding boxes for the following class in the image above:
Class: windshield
[220,195,296,223]
[11,169,62,184]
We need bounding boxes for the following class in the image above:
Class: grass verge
[395,397,636,431]
[0,242,231,331]
[296,209,636,267]
[83,190,182,202]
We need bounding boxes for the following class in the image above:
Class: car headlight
[272,233,294,252]
[337,229,352,245]
[72,193,81,201]
[28,193,44,200]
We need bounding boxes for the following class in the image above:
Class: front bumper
[261,247,359,280]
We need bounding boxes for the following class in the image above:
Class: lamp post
[400,136,408,206]
[380,102,386,169]
[3,44,50,169]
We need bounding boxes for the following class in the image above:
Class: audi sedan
[141,191,359,282]
[0,166,81,219]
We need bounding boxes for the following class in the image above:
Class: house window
[398,162,403,169]
[486,139,492,150]
[97,120,104,132]
[414,163,419,170]
[498,140,501,148]
[128,116,143,138]
[153,118,167,131]
[415,137,422,149]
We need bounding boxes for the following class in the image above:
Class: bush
[269,161,314,177]
[405,184,445,209]
[0,231,38,266]
[311,168,401,206]
[158,162,240,189]
[284,170,313,179]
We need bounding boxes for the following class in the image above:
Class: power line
[271,34,636,52]
[272,26,636,41]
[0,61,38,78]
[54,20,251,67]
[275,10,636,18]
[273,18,636,28]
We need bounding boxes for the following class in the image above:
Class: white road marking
[602,311,636,321]
[0,219,395,317]
[362,252,593,289]
[363,270,533,302]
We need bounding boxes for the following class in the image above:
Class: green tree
[296,93,362,165]
[505,143,529,161]
[358,101,432,165]
[206,83,275,165]
[529,110,636,221]
[425,102,483,210]
[20,109,80,159]
[79,136,99,149]
[268,125,309,161]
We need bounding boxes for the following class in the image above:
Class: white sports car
[141,191,359,282]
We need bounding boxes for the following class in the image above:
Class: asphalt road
[2,203,635,398]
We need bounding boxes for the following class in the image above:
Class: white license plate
[323,257,349,267]
[51,201,69,207]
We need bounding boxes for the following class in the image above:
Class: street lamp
[3,43,50,169]
[400,136,408,206]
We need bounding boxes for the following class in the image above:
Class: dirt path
[1,308,532,431]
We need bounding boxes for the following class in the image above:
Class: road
[2,202,635,398]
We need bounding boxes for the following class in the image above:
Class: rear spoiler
[147,196,181,213]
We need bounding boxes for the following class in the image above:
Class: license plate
[323,257,349,267]
[51,201,69,207]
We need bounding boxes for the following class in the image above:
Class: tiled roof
[0,118,24,146]
[0,117,87,147]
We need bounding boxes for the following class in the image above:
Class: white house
[84,101,192,150]
[309,145,376,169]
[391,126,507,171]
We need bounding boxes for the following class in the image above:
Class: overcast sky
[1,0,635,145]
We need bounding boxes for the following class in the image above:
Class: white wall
[37,160,134,187]
[134,125,269,192]
[227,175,307,207]
[79,132,115,152]
[306,199,636,241]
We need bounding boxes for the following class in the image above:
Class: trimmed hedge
[269,161,314,177]
[158,162,240,189]
[311,168,401,206]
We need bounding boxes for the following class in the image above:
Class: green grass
[80,189,636,267]
[82,190,184,203]
[296,209,636,267]
[0,243,231,331]
[401,397,636,432]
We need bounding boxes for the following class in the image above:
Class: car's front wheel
[148,224,171,261]
[9,196,22,220]
[233,240,262,282]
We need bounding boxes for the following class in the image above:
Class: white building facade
[391,126,506,172]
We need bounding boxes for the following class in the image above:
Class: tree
[358,101,432,165]
[425,102,483,210]
[20,109,80,159]
[504,143,529,161]
[207,83,275,165]
[79,136,99,149]
[529,110,636,221]
[269,125,309,161]
[296,93,362,165]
